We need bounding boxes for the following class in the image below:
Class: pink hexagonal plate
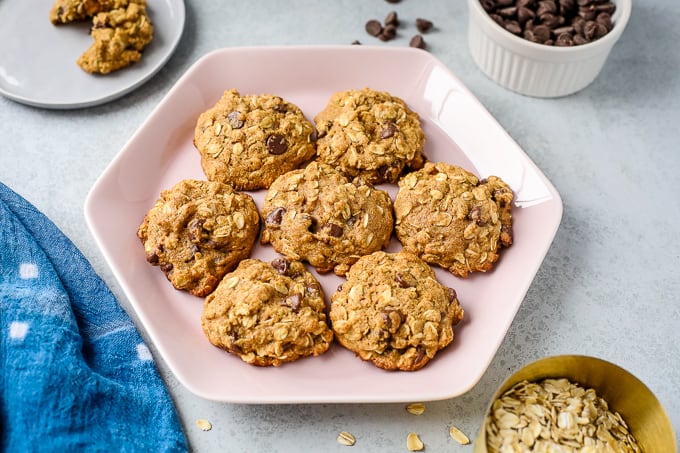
[85,46,562,403]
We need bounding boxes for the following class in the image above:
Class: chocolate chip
[413,346,427,366]
[379,24,397,41]
[306,282,321,297]
[146,250,160,265]
[266,207,286,226]
[325,223,343,237]
[448,288,458,302]
[385,11,399,27]
[416,18,433,33]
[227,111,244,129]
[395,272,413,288]
[282,293,303,312]
[187,218,205,243]
[160,262,173,273]
[409,34,427,49]
[365,19,383,37]
[266,134,287,155]
[271,257,290,275]
[381,309,404,331]
[380,122,398,139]
[468,206,485,226]
[351,40,362,45]
[479,0,616,46]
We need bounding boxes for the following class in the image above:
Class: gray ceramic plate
[0,0,185,109]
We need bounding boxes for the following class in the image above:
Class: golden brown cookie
[194,89,316,191]
[329,251,464,371]
[260,162,394,276]
[394,162,514,278]
[314,88,426,184]
[77,0,153,74]
[201,258,334,367]
[137,179,260,297]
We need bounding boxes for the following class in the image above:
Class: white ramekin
[467,0,632,98]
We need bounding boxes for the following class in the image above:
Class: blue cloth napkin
[0,182,188,452]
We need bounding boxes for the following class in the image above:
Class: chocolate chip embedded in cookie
[314,88,426,184]
[194,89,316,191]
[201,258,334,367]
[137,179,260,297]
[76,0,153,74]
[329,251,464,371]
[394,162,514,278]
[260,162,394,276]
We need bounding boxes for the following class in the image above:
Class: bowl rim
[467,0,632,58]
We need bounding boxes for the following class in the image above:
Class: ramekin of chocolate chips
[466,0,631,97]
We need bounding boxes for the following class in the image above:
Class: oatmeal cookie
[137,179,260,297]
[329,251,464,371]
[77,0,153,74]
[201,257,334,367]
[50,0,134,24]
[260,162,393,276]
[314,88,426,184]
[194,89,316,191]
[394,162,514,278]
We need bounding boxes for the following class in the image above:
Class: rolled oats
[485,378,641,453]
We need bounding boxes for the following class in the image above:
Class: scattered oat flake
[337,431,356,446]
[406,432,424,451]
[449,425,470,445]
[406,402,426,415]
[196,419,212,431]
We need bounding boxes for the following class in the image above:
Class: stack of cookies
[137,87,515,371]
[50,0,154,74]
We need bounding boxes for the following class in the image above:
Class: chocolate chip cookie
[329,251,464,371]
[394,162,514,278]
[314,88,426,184]
[260,162,394,276]
[194,89,316,191]
[137,179,260,297]
[77,0,153,74]
[201,257,334,367]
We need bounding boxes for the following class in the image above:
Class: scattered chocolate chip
[385,0,401,3]
[271,257,290,275]
[227,111,244,129]
[385,11,399,27]
[365,19,383,37]
[266,207,286,226]
[266,134,287,155]
[416,18,434,33]
[351,40,362,45]
[409,34,427,49]
[379,24,397,41]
